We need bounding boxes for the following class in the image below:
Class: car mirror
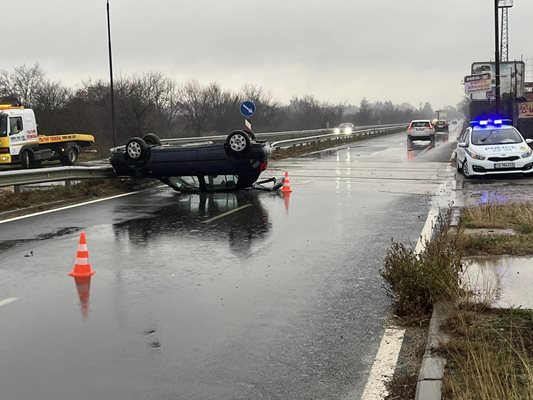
[458,142,467,148]
[526,139,533,144]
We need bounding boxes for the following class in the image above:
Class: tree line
[0,64,461,150]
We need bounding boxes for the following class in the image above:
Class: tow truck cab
[0,104,94,168]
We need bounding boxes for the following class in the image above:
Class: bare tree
[178,80,211,135]
[206,83,241,133]
[0,64,46,106]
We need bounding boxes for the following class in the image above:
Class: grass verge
[440,306,533,400]
[0,178,155,215]
[459,203,533,255]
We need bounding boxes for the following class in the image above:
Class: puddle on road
[463,256,533,308]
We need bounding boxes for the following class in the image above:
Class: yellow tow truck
[0,104,94,168]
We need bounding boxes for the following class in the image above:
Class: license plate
[494,162,515,169]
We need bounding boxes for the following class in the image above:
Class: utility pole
[494,0,501,115]
[499,0,513,62]
[107,0,117,148]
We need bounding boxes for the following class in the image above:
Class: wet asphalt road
[0,129,458,400]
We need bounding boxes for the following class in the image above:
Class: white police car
[456,118,533,178]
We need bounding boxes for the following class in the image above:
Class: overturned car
[110,130,275,191]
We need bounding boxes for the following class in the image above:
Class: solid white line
[449,150,456,163]
[0,191,142,225]
[414,164,454,254]
[201,204,252,224]
[0,297,19,308]
[360,328,406,400]
[414,204,440,254]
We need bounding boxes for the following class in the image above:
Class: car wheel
[462,160,472,179]
[60,147,78,166]
[225,130,251,160]
[241,128,256,140]
[142,133,161,147]
[125,137,149,164]
[20,151,32,169]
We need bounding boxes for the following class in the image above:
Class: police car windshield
[471,128,522,145]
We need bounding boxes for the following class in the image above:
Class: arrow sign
[240,101,256,117]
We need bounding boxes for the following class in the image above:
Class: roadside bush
[380,221,464,317]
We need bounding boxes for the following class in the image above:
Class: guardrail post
[13,185,21,195]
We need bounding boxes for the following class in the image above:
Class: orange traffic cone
[68,231,95,277]
[281,171,292,193]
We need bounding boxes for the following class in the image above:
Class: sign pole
[244,117,252,130]
[240,101,256,131]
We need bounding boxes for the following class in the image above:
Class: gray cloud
[3,0,533,109]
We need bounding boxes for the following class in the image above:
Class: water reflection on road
[112,191,271,256]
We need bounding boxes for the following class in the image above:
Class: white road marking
[0,191,142,224]
[0,297,19,308]
[201,204,252,224]
[415,164,454,254]
[360,328,406,400]
[414,204,440,254]
[449,150,456,163]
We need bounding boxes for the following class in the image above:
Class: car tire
[142,133,161,147]
[60,147,78,166]
[241,128,256,140]
[225,130,251,161]
[462,160,472,179]
[125,137,150,164]
[20,150,32,169]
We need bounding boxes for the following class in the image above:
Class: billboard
[518,102,533,119]
[464,73,492,93]
[470,61,525,100]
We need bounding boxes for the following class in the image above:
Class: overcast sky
[3,0,533,109]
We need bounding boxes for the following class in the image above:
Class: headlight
[344,128,352,134]
[521,147,532,159]
[334,128,340,134]
[465,148,486,160]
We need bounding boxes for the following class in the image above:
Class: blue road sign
[240,101,256,117]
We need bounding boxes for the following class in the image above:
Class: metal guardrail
[0,166,117,188]
[1,123,408,188]
[271,124,407,148]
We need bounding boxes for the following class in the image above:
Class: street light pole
[494,0,501,115]
[106,0,117,147]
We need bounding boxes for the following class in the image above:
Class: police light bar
[470,117,512,127]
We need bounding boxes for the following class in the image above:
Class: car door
[456,127,471,165]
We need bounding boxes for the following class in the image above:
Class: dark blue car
[110,130,272,191]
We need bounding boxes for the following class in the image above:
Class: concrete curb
[415,303,450,400]
[414,208,460,400]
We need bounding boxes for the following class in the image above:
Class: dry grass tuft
[441,308,533,400]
